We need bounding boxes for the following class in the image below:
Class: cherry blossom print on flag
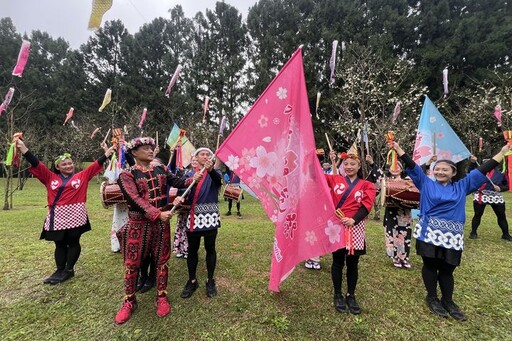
[413,96,471,165]
[216,48,343,292]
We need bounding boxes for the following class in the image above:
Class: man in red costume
[114,136,201,324]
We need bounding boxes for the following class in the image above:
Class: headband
[193,147,214,157]
[434,160,457,172]
[54,153,72,166]
[126,137,155,153]
[339,152,359,161]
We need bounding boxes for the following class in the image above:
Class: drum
[223,184,243,202]
[100,181,126,209]
[380,177,420,209]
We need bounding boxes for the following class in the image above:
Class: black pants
[471,202,509,236]
[186,229,218,281]
[227,199,240,213]
[421,256,457,302]
[139,254,156,282]
[54,235,82,271]
[331,248,360,296]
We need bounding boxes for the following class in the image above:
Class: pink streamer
[391,101,401,124]
[0,87,15,117]
[63,107,74,125]
[493,104,502,125]
[202,96,210,123]
[12,40,31,77]
[442,68,449,96]
[138,108,147,128]
[165,64,182,97]
[90,127,101,139]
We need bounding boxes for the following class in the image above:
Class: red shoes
[115,296,170,324]
[156,296,171,317]
[115,299,138,325]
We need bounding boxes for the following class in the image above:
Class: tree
[330,45,427,175]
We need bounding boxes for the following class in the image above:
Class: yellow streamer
[88,0,113,31]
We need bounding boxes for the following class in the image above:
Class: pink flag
[494,104,502,125]
[12,40,31,77]
[63,107,74,125]
[391,101,401,124]
[165,64,182,97]
[0,87,15,117]
[216,48,342,292]
[138,107,147,128]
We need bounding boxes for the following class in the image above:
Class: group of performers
[12,129,512,324]
[14,135,223,325]
[319,139,512,321]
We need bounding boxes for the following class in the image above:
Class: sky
[2,0,258,49]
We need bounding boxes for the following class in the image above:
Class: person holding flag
[326,149,376,314]
[391,141,511,321]
[180,147,223,299]
[114,137,199,324]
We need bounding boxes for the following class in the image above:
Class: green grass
[0,178,511,341]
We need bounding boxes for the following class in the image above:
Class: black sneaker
[469,232,478,239]
[442,300,467,321]
[180,279,199,299]
[43,269,64,284]
[225,211,232,216]
[345,294,361,315]
[333,294,348,313]
[501,235,512,241]
[53,269,75,284]
[426,296,449,317]
[206,279,217,298]
[236,212,242,219]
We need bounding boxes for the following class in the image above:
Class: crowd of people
[12,132,512,325]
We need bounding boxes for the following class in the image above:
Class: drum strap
[336,177,359,209]
[48,175,72,231]
[189,169,207,232]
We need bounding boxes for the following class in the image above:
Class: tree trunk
[3,166,12,210]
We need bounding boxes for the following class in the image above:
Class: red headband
[339,152,359,161]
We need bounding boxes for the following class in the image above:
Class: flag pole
[169,155,215,214]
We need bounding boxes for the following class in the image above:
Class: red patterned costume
[325,174,376,255]
[117,164,189,297]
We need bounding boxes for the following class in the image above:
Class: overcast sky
[3,0,257,49]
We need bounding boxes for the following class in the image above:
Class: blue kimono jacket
[407,164,487,251]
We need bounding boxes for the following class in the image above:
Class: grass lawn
[0,178,511,341]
